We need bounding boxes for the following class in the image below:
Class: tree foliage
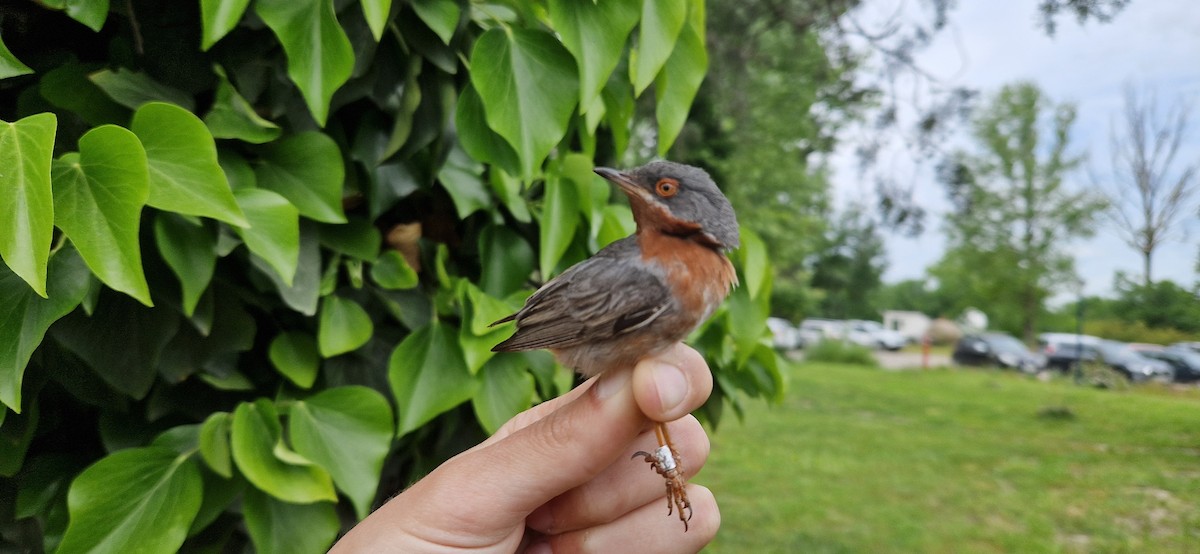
[807,205,887,320]
[0,1,783,551]
[933,82,1107,342]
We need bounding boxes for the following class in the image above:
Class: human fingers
[444,346,711,527]
[632,343,713,422]
[525,414,709,534]
[525,485,720,554]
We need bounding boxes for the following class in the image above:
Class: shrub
[1083,319,1196,345]
[804,340,879,366]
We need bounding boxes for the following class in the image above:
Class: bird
[491,160,740,530]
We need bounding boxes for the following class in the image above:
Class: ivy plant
[0,0,782,551]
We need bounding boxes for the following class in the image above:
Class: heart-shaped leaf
[269,331,320,388]
[370,250,418,290]
[0,113,56,297]
[454,83,520,176]
[0,34,32,79]
[317,295,373,357]
[389,322,478,437]
[155,213,217,316]
[201,0,252,49]
[254,132,347,223]
[132,102,248,227]
[204,66,282,144]
[231,399,336,504]
[0,247,90,412]
[478,224,533,298]
[199,412,233,478]
[252,223,321,315]
[57,447,202,554]
[629,0,686,96]
[289,386,393,518]
[243,488,339,554]
[655,0,707,155]
[438,144,488,219]
[547,0,639,113]
[318,217,380,261]
[52,125,152,306]
[469,29,578,179]
[89,69,196,111]
[255,0,354,125]
[412,0,458,44]
[472,354,535,434]
[42,0,109,32]
[234,188,300,286]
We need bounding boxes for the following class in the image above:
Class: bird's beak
[594,167,655,203]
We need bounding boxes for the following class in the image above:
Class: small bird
[491,160,739,530]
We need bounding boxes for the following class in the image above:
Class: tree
[808,206,887,320]
[1097,84,1199,286]
[935,82,1107,343]
[0,1,782,551]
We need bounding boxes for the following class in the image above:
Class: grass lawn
[700,362,1200,553]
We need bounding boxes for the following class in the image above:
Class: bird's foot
[632,444,692,531]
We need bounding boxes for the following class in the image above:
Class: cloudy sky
[831,0,1200,298]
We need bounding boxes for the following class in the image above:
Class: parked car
[766,317,803,350]
[953,332,1045,373]
[1169,341,1200,354]
[1091,340,1174,383]
[1137,347,1200,382]
[845,320,907,351]
[798,318,844,347]
[1037,333,1102,372]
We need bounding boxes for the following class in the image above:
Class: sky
[830,0,1200,298]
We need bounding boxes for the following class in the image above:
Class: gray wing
[492,239,672,352]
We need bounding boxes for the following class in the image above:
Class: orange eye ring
[655,177,679,197]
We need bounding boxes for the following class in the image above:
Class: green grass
[700,363,1200,553]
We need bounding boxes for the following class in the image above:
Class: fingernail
[594,367,631,400]
[526,540,552,554]
[652,362,687,412]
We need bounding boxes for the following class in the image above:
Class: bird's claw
[633,445,693,531]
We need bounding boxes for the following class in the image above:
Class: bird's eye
[655,178,679,197]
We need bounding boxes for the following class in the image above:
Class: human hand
[330,342,719,553]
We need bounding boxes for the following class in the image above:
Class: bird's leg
[632,422,693,530]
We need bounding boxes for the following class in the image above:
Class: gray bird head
[594,161,740,251]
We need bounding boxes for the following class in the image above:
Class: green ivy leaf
[254,132,347,223]
[51,288,180,399]
[133,102,249,227]
[629,0,686,96]
[487,168,530,223]
[318,217,380,261]
[288,386,393,519]
[472,354,535,434]
[42,0,110,32]
[252,223,321,315]
[389,322,478,437]
[201,0,252,50]
[469,29,579,179]
[254,0,355,126]
[39,63,129,126]
[539,173,580,277]
[478,224,533,298]
[204,66,282,144]
[199,412,233,478]
[458,282,516,373]
[360,0,394,41]
[601,76,635,158]
[411,0,459,45]
[737,227,769,299]
[655,0,707,155]
[454,83,520,176]
[0,34,33,79]
[438,144,488,219]
[52,125,152,306]
[597,204,635,248]
[88,69,196,111]
[154,213,217,317]
[547,0,639,114]
[317,295,373,357]
[57,447,202,554]
[0,113,56,297]
[234,188,300,286]
[243,488,339,554]
[370,250,418,290]
[231,399,337,504]
[0,247,89,412]
[269,331,320,388]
